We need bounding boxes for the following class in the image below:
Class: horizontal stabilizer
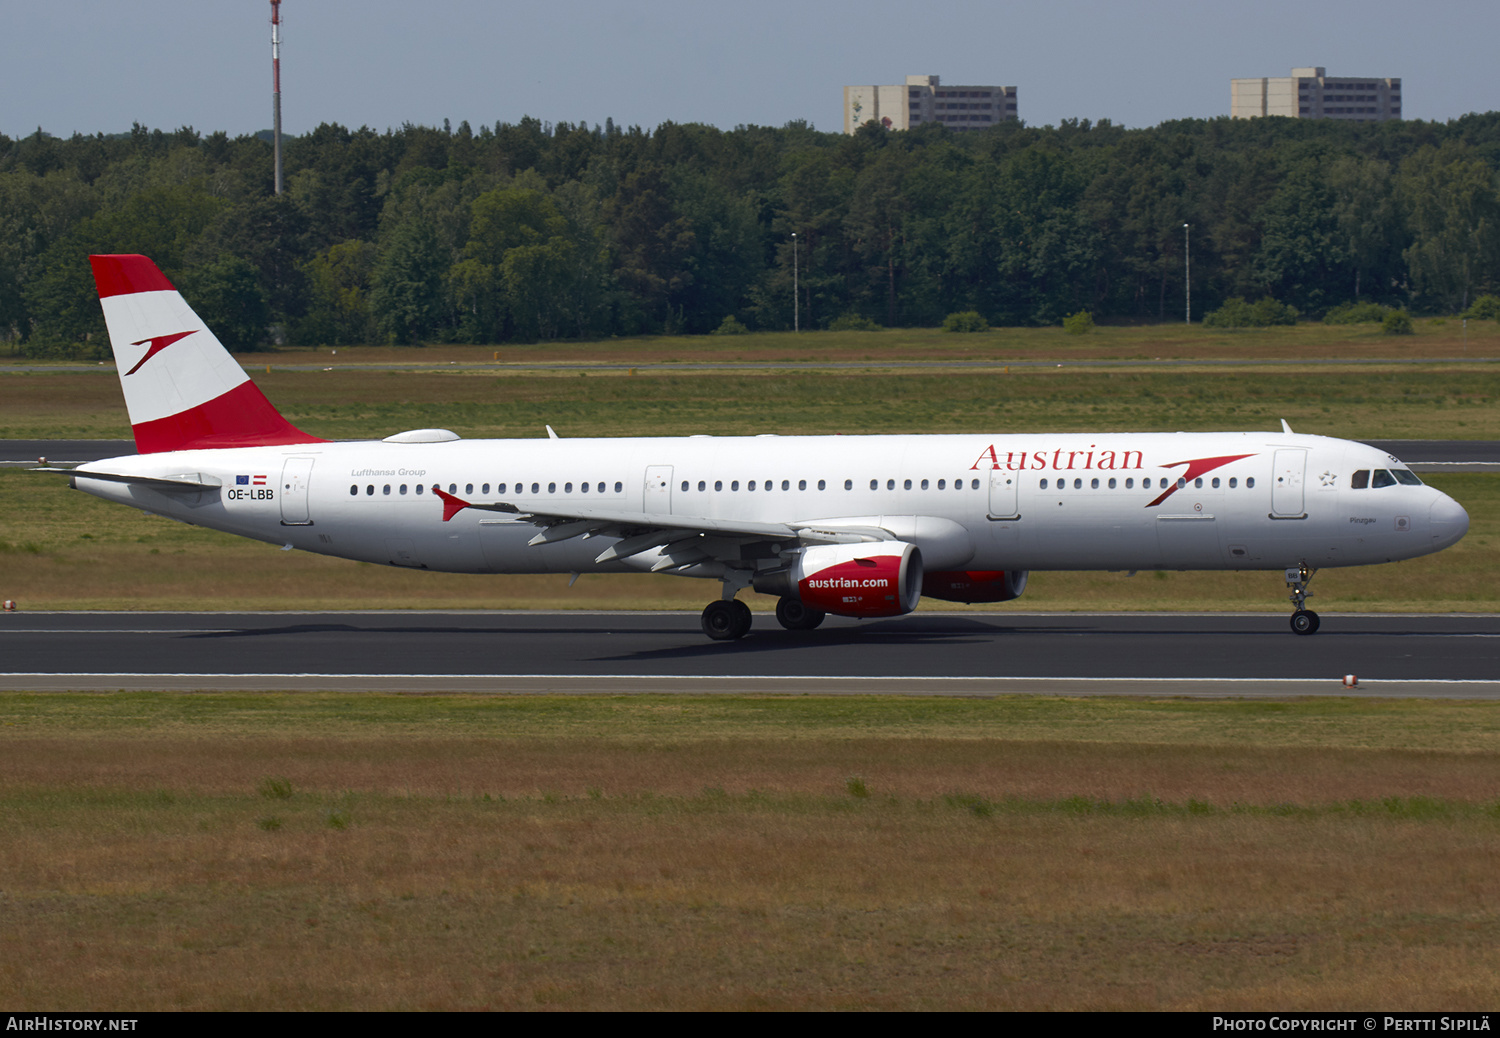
[60,468,224,491]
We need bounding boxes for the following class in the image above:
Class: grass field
[6,358,1500,442]
[6,317,1499,372]
[2,692,1498,1011]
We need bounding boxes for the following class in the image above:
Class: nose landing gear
[1286,564,1320,635]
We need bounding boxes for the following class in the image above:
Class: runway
[2,611,1496,697]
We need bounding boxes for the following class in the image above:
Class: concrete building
[1231,67,1402,122]
[844,75,1018,134]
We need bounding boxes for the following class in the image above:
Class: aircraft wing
[434,489,886,569]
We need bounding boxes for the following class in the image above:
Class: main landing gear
[701,598,752,641]
[775,597,826,631]
[1286,564,1320,635]
[701,595,829,640]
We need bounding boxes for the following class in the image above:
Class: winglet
[1280,419,1294,434]
[433,487,469,522]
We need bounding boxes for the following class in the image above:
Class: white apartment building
[844,75,1019,134]
[1231,67,1402,122]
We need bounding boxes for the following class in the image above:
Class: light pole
[792,232,799,333]
[1183,222,1191,323]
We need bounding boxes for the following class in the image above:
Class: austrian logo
[125,331,197,375]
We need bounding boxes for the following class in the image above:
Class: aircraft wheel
[775,597,826,631]
[730,599,753,638]
[1289,609,1321,636]
[702,599,750,641]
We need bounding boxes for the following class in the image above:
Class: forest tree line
[2,111,1499,356]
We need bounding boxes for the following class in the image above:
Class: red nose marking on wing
[433,487,469,522]
[1145,454,1256,508]
[125,330,197,375]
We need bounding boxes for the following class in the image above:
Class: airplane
[53,254,1469,641]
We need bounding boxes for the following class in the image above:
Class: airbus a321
[57,255,1469,640]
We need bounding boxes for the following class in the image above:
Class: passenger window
[565,483,573,493]
[581,482,590,493]
[781,479,790,491]
[714,480,722,492]
[1372,469,1396,488]
[1040,478,1049,490]
[938,479,946,490]
[497,484,506,494]
[349,485,357,496]
[546,482,555,494]
[1091,478,1099,489]
[1108,478,1116,489]
[845,479,853,490]
[1125,478,1133,489]
[698,480,706,492]
[531,483,540,494]
[904,479,912,490]
[466,484,474,495]
[799,479,808,491]
[1073,478,1082,489]
[383,485,391,495]
[1246,477,1255,489]
[614,482,623,493]
[1211,478,1219,489]
[367,485,374,495]
[482,483,490,494]
[1352,470,1369,489]
[749,480,757,491]
[1228,478,1236,489]
[681,481,689,492]
[870,479,878,490]
[416,485,424,495]
[971,479,980,490]
[888,479,896,490]
[400,484,407,495]
[731,481,740,491]
[817,480,825,490]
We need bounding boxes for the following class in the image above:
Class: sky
[4,0,1498,139]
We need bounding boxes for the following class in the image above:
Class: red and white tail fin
[90,254,323,454]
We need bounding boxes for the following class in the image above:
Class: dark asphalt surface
[1,611,1495,687]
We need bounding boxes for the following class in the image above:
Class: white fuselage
[74,430,1468,579]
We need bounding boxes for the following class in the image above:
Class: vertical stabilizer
[90,254,323,454]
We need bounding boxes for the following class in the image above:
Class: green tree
[1400,143,1500,312]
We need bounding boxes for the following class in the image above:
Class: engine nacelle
[922,569,1029,604]
[754,541,924,618]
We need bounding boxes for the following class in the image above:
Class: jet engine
[921,569,1029,604]
[754,541,924,618]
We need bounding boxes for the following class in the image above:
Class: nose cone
[1429,492,1470,551]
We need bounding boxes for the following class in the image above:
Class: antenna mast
[270,0,283,195]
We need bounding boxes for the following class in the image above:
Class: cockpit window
[1351,469,1369,489]
[1371,469,1397,488]
[1393,468,1423,486]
